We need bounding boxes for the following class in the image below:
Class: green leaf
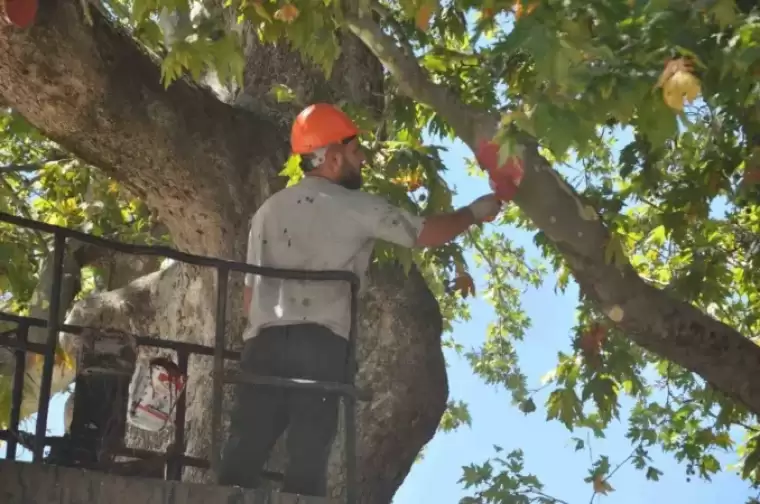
[546,387,581,430]
[270,83,298,103]
[603,233,628,268]
[279,154,303,186]
[743,436,760,479]
[518,398,537,414]
[710,0,738,29]
[131,0,156,23]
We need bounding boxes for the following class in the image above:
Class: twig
[466,228,510,306]
[665,362,673,409]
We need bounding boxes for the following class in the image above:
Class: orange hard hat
[290,103,360,154]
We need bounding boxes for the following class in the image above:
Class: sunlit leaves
[459,448,563,504]
[440,399,473,432]
[0,110,161,309]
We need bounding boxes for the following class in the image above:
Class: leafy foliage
[2,0,760,501]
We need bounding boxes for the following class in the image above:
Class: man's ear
[326,145,344,173]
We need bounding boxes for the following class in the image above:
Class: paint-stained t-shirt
[243,175,426,340]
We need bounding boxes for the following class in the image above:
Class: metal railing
[0,211,367,503]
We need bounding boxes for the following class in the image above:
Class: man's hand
[466,194,503,224]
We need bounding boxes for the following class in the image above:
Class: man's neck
[304,172,334,184]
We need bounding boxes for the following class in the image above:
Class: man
[219,103,501,497]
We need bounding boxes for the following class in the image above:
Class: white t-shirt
[243,176,426,340]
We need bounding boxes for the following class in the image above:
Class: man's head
[290,104,367,190]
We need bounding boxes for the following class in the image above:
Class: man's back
[244,176,423,340]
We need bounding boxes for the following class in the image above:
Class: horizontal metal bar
[224,369,372,401]
[0,311,241,360]
[0,211,359,285]
[0,331,46,354]
[110,446,284,482]
[0,429,65,449]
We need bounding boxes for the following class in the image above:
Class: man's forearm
[415,207,475,248]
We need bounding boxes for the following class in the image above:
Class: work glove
[467,194,502,223]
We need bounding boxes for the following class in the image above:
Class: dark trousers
[218,323,348,497]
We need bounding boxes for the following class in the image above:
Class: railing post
[344,280,360,504]
[167,348,190,481]
[7,324,28,460]
[33,232,66,462]
[210,266,229,475]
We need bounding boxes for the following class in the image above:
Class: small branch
[665,363,673,409]
[607,445,638,480]
[528,488,572,504]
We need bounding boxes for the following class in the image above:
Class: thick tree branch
[0,0,288,255]
[346,9,493,148]
[345,12,760,416]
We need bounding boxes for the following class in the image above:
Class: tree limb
[346,9,493,148]
[344,11,760,416]
[0,0,289,255]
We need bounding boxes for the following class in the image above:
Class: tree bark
[0,2,447,503]
[345,11,760,416]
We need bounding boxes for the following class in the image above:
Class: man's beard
[337,163,362,190]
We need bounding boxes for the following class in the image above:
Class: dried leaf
[593,475,615,495]
[451,262,476,298]
[453,273,476,298]
[656,58,701,111]
[274,3,299,23]
[744,167,760,185]
[415,2,435,32]
[579,323,607,358]
[391,171,424,191]
[513,0,538,20]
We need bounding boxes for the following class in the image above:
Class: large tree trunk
[0,2,447,503]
